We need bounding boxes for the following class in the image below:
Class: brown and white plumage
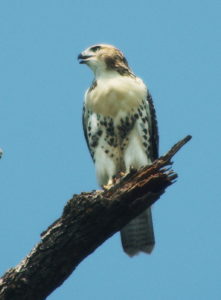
[78,44,159,256]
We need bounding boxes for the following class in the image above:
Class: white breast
[85,73,147,117]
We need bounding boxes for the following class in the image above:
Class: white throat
[86,60,122,80]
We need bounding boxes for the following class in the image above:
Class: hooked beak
[78,53,92,64]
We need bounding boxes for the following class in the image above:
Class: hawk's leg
[102,178,115,190]
[102,172,126,190]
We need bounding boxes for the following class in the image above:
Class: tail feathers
[120,208,155,257]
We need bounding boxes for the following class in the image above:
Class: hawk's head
[78,44,132,77]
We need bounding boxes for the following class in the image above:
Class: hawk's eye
[90,46,101,52]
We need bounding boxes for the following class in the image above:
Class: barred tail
[120,208,155,257]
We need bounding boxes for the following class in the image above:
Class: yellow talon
[102,184,112,190]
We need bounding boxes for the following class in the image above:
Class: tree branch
[0,135,192,300]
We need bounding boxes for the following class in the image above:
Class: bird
[78,44,159,257]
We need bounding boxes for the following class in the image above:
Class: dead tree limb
[0,135,192,300]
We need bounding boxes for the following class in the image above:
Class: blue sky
[0,1,221,299]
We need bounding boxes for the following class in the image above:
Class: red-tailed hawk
[78,44,159,256]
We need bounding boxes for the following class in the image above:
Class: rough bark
[0,135,192,300]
